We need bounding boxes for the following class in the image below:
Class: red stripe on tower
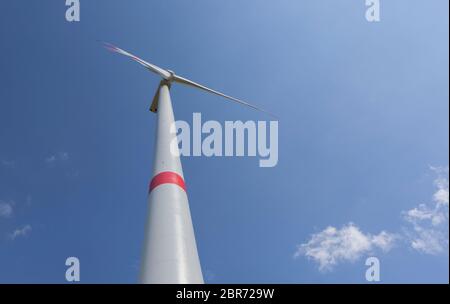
[149,171,186,193]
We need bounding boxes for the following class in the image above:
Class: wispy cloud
[45,152,69,164]
[26,195,32,206]
[296,166,448,271]
[0,201,14,218]
[294,224,397,272]
[1,160,15,168]
[403,166,449,255]
[204,269,217,282]
[8,225,32,240]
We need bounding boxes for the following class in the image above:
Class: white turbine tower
[103,42,272,284]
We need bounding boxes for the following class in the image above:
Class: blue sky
[0,1,448,283]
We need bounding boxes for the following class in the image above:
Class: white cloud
[432,169,449,207]
[408,228,448,255]
[434,188,449,207]
[294,223,397,272]
[372,231,397,252]
[296,166,449,272]
[45,152,69,164]
[403,167,449,255]
[45,155,57,163]
[8,225,32,240]
[0,201,14,218]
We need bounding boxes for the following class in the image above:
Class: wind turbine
[102,42,272,284]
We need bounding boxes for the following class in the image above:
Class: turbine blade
[101,42,171,79]
[173,75,276,118]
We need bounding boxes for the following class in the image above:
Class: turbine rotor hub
[166,70,175,82]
